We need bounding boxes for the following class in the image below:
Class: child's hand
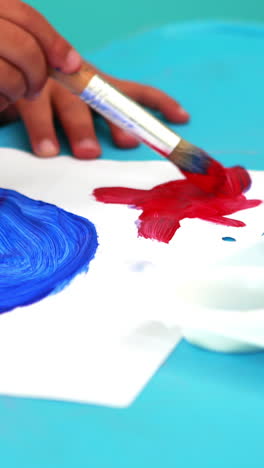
[0,0,82,110]
[1,74,190,158]
[0,0,189,158]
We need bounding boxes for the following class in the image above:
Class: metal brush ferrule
[80,75,181,156]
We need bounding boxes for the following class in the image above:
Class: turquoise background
[1,2,264,467]
[27,0,264,52]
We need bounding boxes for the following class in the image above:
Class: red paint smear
[93,165,262,244]
[141,141,227,193]
[181,160,226,193]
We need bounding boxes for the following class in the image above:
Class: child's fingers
[0,94,10,113]
[108,78,189,124]
[130,85,189,123]
[17,86,59,157]
[0,19,47,99]
[101,76,189,147]
[0,104,19,124]
[139,87,189,123]
[107,122,139,149]
[0,57,26,104]
[0,0,82,74]
[52,82,101,159]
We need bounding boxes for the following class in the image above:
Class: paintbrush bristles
[168,139,213,174]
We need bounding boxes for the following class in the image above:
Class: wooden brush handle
[50,62,96,95]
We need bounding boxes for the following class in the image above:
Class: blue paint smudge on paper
[222,236,236,242]
[0,189,98,314]
[130,261,153,272]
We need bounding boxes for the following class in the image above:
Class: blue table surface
[1,22,264,468]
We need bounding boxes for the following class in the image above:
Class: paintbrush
[51,63,224,187]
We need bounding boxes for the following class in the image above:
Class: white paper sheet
[0,148,264,406]
[0,149,183,408]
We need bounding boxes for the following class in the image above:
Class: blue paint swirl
[0,188,98,314]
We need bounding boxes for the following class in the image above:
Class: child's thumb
[0,0,82,73]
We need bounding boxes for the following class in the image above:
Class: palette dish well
[172,263,264,353]
[181,238,264,352]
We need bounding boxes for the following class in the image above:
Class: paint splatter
[94,165,262,244]
[222,237,236,242]
[0,189,98,314]
[130,261,153,272]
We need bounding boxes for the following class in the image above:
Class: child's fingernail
[75,139,101,158]
[35,140,58,157]
[178,108,190,119]
[115,131,139,148]
[122,133,138,145]
[62,49,82,74]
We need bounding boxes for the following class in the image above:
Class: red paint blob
[181,158,227,193]
[93,164,262,243]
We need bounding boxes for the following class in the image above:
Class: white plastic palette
[0,148,263,408]
[162,259,264,353]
